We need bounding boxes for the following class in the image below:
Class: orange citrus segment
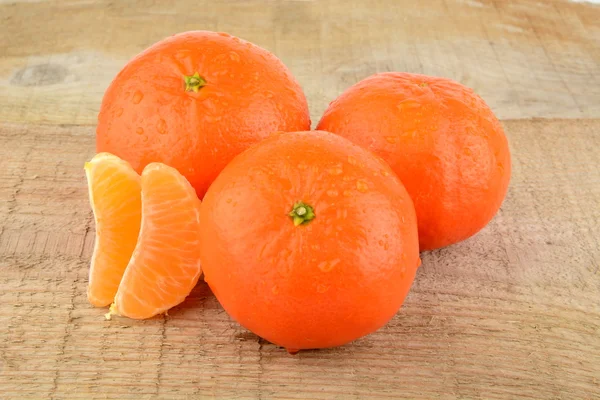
[85,153,142,307]
[113,163,203,319]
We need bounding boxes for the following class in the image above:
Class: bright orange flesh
[113,163,203,319]
[85,153,141,307]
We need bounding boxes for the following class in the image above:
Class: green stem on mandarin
[184,72,207,92]
[289,201,315,226]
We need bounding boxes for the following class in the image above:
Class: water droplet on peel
[327,189,338,197]
[217,32,231,37]
[157,119,167,134]
[343,189,352,197]
[135,127,144,135]
[265,92,274,99]
[115,108,123,117]
[347,156,357,166]
[271,285,279,294]
[401,216,405,223]
[132,91,144,104]
[229,52,240,62]
[175,50,189,60]
[381,170,390,177]
[397,100,421,111]
[385,136,397,144]
[356,180,369,193]
[318,259,340,273]
[298,163,307,170]
[327,166,343,175]
[316,283,329,293]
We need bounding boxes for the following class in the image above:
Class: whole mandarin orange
[317,72,511,251]
[198,131,420,352]
[97,31,310,198]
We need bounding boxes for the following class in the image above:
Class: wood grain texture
[1,0,600,398]
[0,0,599,126]
[0,119,599,399]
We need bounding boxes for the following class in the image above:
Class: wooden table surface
[1,0,599,399]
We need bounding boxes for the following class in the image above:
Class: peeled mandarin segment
[113,163,203,319]
[85,153,142,307]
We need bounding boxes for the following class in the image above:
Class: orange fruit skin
[317,73,511,251]
[199,131,420,351]
[97,31,310,198]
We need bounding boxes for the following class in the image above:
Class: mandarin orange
[198,131,420,352]
[318,73,511,250]
[97,31,310,198]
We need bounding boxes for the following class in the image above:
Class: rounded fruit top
[317,72,511,250]
[198,130,421,351]
[96,30,310,198]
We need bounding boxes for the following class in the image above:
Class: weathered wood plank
[0,0,599,126]
[0,119,599,399]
